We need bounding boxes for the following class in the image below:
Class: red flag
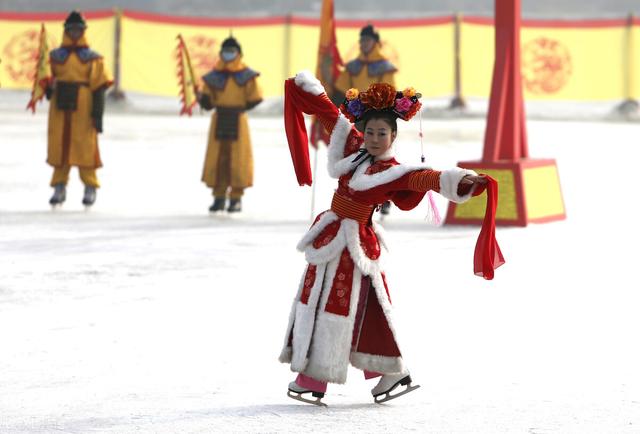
[310,0,342,148]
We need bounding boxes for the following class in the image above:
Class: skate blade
[287,390,327,407]
[374,383,420,404]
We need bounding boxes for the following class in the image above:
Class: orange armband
[407,170,441,192]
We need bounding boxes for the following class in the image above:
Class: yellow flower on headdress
[403,87,416,98]
[345,88,359,100]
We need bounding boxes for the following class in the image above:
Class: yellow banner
[461,18,637,100]
[120,12,286,98]
[0,11,114,90]
[2,11,638,102]
[289,18,455,98]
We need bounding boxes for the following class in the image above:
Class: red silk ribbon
[472,175,505,280]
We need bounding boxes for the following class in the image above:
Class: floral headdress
[339,83,422,123]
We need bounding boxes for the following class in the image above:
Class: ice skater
[279,72,493,406]
[45,11,112,208]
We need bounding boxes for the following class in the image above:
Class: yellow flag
[176,34,198,116]
[26,23,50,114]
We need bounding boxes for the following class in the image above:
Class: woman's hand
[457,175,488,196]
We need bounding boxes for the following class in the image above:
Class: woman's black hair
[361,110,398,133]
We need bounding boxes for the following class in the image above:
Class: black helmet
[221,36,242,54]
[359,24,380,42]
[64,10,87,30]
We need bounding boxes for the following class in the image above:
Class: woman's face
[364,118,396,157]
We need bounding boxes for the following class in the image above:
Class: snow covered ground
[1,97,639,433]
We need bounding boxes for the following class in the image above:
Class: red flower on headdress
[359,83,396,110]
[399,99,422,121]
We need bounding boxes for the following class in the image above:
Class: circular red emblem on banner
[186,35,219,82]
[522,37,572,94]
[3,29,57,86]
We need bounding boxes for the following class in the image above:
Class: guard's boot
[209,197,226,212]
[82,186,97,206]
[227,198,242,213]
[49,183,66,205]
[380,200,391,215]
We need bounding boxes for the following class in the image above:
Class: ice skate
[209,197,226,212]
[82,185,97,207]
[49,183,66,207]
[372,374,420,404]
[227,198,242,213]
[287,381,327,407]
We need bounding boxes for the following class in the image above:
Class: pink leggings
[295,371,381,394]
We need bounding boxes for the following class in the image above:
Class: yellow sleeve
[89,58,112,91]
[201,81,216,102]
[245,76,263,103]
[334,69,351,94]
[381,71,396,88]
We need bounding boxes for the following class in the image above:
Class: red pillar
[445,0,565,227]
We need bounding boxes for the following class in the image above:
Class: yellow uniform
[200,57,263,199]
[47,34,111,187]
[334,45,397,95]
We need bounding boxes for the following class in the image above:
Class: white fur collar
[348,159,431,191]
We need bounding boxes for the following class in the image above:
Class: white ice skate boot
[371,373,420,404]
[287,381,327,407]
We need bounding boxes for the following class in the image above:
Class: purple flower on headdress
[348,99,365,118]
[394,97,413,113]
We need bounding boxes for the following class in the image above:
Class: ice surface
[1,97,639,433]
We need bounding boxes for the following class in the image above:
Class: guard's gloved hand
[45,86,54,100]
[198,93,214,110]
[245,99,263,111]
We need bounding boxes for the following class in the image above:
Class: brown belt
[331,192,374,225]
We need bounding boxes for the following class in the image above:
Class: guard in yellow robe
[46,11,112,207]
[334,24,397,101]
[198,36,263,213]
[334,24,397,215]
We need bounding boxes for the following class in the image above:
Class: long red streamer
[283,78,339,186]
[472,175,505,279]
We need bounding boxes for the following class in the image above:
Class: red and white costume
[279,72,478,384]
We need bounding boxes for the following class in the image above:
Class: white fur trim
[342,219,385,277]
[296,211,339,252]
[327,114,357,178]
[350,352,406,375]
[294,70,325,96]
[290,263,328,372]
[348,161,431,191]
[303,264,363,384]
[375,147,396,161]
[371,220,390,252]
[439,167,479,203]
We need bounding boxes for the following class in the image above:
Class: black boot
[82,186,97,206]
[380,200,391,215]
[209,197,226,212]
[227,198,242,213]
[49,183,66,205]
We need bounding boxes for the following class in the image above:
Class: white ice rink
[1,96,639,433]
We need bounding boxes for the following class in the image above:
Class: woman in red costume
[279,71,490,406]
